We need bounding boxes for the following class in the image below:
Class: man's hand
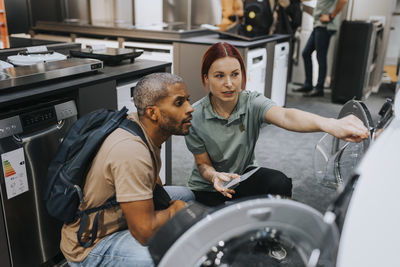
[320,14,331,23]
[169,200,187,215]
[328,115,370,142]
[211,172,240,198]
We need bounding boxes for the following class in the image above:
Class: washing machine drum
[148,199,339,267]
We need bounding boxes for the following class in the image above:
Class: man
[62,73,195,266]
[293,0,348,97]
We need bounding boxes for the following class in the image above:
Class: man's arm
[265,106,369,142]
[320,0,348,23]
[156,176,163,186]
[120,198,185,245]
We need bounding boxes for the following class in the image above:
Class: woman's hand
[328,115,370,142]
[211,172,240,198]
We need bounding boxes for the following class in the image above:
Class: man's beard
[159,111,190,136]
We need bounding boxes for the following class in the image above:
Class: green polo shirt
[314,0,341,31]
[184,90,276,192]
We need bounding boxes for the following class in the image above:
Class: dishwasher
[0,98,77,267]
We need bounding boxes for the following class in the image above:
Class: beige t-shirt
[60,113,161,262]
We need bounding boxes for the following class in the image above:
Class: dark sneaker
[293,86,312,93]
[303,89,324,97]
[268,243,287,261]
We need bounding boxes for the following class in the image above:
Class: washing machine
[271,42,290,107]
[148,94,398,266]
[245,47,267,96]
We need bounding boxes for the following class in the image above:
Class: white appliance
[245,48,267,95]
[116,80,168,184]
[271,42,289,106]
[116,79,139,112]
[336,90,400,266]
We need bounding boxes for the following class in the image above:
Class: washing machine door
[313,100,374,188]
[149,198,340,267]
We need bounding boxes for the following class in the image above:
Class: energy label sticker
[1,148,29,199]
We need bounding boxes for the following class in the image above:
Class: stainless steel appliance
[0,58,103,91]
[0,99,78,267]
[70,47,142,66]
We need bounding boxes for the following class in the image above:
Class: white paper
[223,167,261,189]
[1,148,29,199]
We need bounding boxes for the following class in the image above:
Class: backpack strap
[120,118,156,170]
[119,119,150,149]
[76,197,119,248]
[76,118,152,248]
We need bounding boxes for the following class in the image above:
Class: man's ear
[144,106,159,122]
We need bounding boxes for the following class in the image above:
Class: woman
[184,42,369,207]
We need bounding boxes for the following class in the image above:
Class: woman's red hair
[201,42,247,90]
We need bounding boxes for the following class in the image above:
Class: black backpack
[43,107,151,247]
[240,0,273,37]
[274,0,302,35]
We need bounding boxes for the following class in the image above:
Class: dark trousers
[193,167,292,207]
[302,27,335,91]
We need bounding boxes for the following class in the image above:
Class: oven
[0,98,77,267]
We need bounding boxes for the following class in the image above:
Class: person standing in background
[293,0,348,97]
[270,0,303,35]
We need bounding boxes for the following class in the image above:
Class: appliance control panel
[90,62,103,70]
[0,100,77,139]
[20,106,57,132]
[0,115,23,139]
[54,100,78,121]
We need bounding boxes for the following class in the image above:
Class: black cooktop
[213,30,272,41]
[70,47,143,66]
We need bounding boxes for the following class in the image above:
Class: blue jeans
[68,185,194,267]
[302,27,335,91]
[164,185,195,202]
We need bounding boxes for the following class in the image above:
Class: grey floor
[171,83,394,213]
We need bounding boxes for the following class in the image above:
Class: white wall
[135,0,163,26]
[386,1,400,65]
[347,0,398,65]
[348,0,394,21]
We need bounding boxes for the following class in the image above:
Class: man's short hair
[133,73,184,116]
